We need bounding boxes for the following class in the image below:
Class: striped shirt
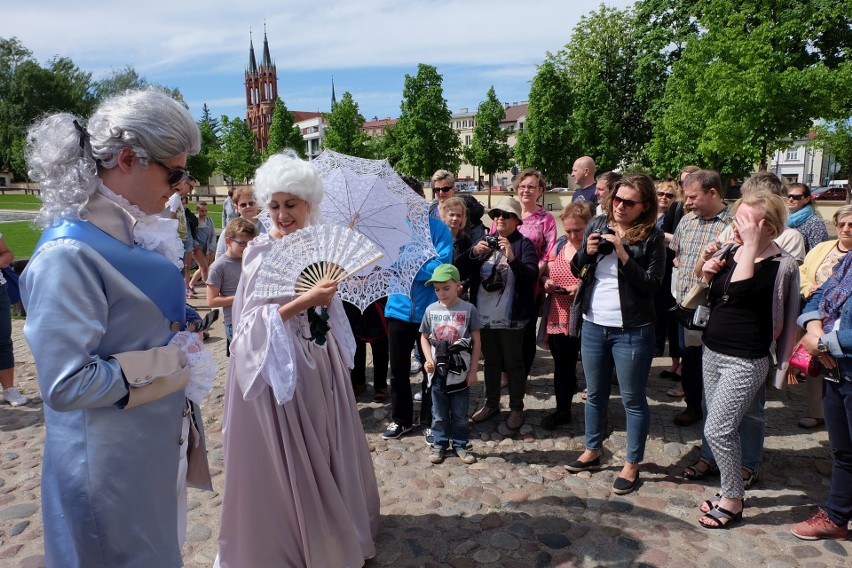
[670,207,732,303]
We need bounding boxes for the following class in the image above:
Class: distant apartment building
[453,102,527,188]
[768,132,841,187]
[362,117,397,137]
[294,112,326,161]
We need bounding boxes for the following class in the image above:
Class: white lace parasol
[253,224,383,299]
[312,150,438,311]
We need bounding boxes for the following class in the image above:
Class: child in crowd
[420,264,482,464]
[206,217,257,355]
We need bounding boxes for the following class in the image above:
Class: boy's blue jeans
[431,374,470,449]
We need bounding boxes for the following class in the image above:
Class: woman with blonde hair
[696,191,799,528]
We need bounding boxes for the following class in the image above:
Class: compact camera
[484,235,501,249]
[597,227,615,255]
[692,305,711,328]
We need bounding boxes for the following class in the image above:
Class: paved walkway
[1,305,849,567]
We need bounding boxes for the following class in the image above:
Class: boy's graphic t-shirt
[419,299,482,389]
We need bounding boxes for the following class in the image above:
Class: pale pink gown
[216,234,380,568]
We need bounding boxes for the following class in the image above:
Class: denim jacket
[799,284,852,383]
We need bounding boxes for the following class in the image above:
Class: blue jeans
[430,375,470,449]
[700,382,765,472]
[823,378,852,526]
[581,320,655,464]
[225,323,232,357]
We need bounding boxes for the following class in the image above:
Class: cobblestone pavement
[1,305,850,567]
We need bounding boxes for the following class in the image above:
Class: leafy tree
[322,92,371,158]
[217,116,260,184]
[94,65,182,102]
[556,4,644,171]
[514,59,576,185]
[9,136,27,180]
[388,64,460,179]
[200,103,220,136]
[186,121,218,187]
[647,0,852,179]
[265,98,306,159]
[469,86,512,188]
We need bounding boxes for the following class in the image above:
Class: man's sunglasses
[152,159,190,187]
[489,210,517,220]
[433,186,453,193]
[787,194,806,201]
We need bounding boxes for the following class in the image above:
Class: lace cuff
[169,331,216,405]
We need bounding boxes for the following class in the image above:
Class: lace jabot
[97,184,184,269]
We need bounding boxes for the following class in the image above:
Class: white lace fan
[254,225,384,299]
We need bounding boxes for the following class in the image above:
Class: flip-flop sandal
[701,494,748,514]
[699,504,743,529]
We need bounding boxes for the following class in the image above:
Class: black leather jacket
[570,215,666,328]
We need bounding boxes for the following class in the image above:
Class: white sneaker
[410,361,423,375]
[4,387,28,407]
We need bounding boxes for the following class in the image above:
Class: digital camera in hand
[484,234,501,249]
[597,227,615,255]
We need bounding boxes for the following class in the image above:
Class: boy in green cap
[420,264,482,464]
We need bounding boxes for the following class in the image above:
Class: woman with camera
[468,197,539,430]
[565,174,665,495]
[695,191,799,528]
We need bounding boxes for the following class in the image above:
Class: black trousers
[387,318,429,428]
[548,333,581,411]
[351,336,389,391]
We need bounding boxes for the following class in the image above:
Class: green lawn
[0,193,223,259]
[2,221,42,258]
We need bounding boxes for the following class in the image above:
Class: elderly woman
[796,205,852,428]
[216,151,380,567]
[469,197,539,430]
[788,183,829,254]
[491,168,555,379]
[541,202,592,430]
[790,250,852,541]
[21,89,209,567]
[696,191,799,528]
[566,174,665,495]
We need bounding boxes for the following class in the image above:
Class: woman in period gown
[216,151,380,568]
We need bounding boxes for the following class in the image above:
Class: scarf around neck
[787,204,814,229]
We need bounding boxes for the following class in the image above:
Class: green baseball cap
[425,263,460,286]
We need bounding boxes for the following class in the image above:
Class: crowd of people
[9,88,851,567]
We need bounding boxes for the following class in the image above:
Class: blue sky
[8,0,635,122]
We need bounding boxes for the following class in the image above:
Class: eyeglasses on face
[489,210,517,220]
[152,159,190,187]
[787,194,806,201]
[238,201,257,208]
[836,222,852,230]
[230,238,249,247]
[613,195,642,209]
[657,192,676,199]
[518,184,540,191]
[433,186,453,193]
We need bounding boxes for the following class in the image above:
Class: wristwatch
[817,337,829,353]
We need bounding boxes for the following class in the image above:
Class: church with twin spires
[244,30,278,152]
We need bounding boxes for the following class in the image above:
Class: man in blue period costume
[20,89,206,568]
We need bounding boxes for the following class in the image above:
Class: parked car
[490,185,508,192]
[547,187,570,193]
[811,186,847,201]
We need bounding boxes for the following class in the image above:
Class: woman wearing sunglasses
[565,174,665,495]
[468,197,539,430]
[214,186,266,259]
[787,183,829,254]
[654,179,683,389]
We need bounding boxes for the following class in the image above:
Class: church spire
[331,77,337,110]
[248,31,257,73]
[262,23,273,68]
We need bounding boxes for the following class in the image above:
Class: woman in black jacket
[467,197,539,431]
[565,174,666,495]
